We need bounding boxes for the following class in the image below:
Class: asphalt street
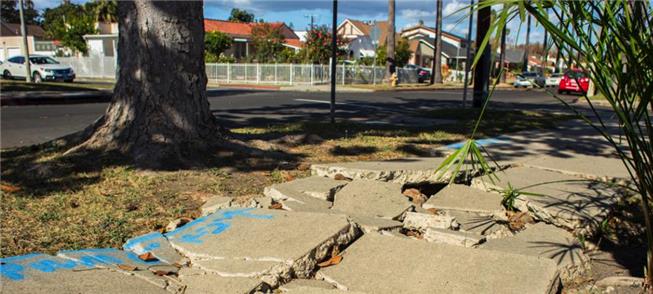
[0,88,578,148]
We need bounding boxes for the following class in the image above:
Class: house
[337,19,387,60]
[0,21,58,61]
[498,48,558,72]
[203,19,302,60]
[84,22,118,57]
[400,24,471,69]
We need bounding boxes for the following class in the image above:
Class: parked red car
[558,69,589,94]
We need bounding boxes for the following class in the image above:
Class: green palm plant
[470,0,653,287]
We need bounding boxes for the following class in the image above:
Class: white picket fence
[56,56,468,84]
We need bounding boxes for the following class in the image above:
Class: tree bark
[431,0,443,84]
[499,25,506,83]
[522,14,531,72]
[67,1,221,169]
[386,0,396,83]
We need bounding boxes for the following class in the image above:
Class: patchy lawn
[1,108,574,257]
[0,80,114,92]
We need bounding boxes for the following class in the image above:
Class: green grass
[0,80,114,92]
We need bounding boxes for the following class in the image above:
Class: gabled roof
[204,19,299,40]
[0,21,46,37]
[401,24,466,43]
[419,37,469,59]
[339,19,388,39]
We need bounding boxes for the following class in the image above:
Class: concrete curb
[1,90,112,106]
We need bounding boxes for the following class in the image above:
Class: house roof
[401,24,466,43]
[420,37,469,59]
[204,19,299,40]
[284,38,303,49]
[0,22,46,38]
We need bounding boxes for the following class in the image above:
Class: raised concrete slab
[402,212,458,231]
[192,258,278,277]
[423,184,504,214]
[264,183,333,213]
[164,208,359,287]
[201,196,233,216]
[331,180,412,220]
[0,253,168,294]
[520,154,630,181]
[448,210,512,238]
[318,233,560,294]
[311,157,454,184]
[348,215,403,233]
[279,279,337,291]
[480,223,590,283]
[123,231,186,265]
[424,227,486,247]
[472,167,619,234]
[178,267,267,294]
[266,176,348,201]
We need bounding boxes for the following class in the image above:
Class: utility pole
[522,14,531,72]
[472,0,491,108]
[430,0,443,84]
[18,0,32,82]
[499,24,506,83]
[461,0,474,108]
[330,0,338,124]
[541,29,548,75]
[305,14,317,30]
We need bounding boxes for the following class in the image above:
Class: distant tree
[251,23,285,62]
[298,26,347,64]
[375,37,412,67]
[1,0,40,24]
[85,0,118,23]
[205,31,232,57]
[42,2,96,54]
[228,8,254,23]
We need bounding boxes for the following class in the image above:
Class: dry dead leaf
[425,208,438,215]
[405,230,424,239]
[138,252,158,262]
[1,184,21,193]
[296,162,311,171]
[317,255,342,268]
[334,174,351,181]
[269,202,283,210]
[117,264,138,271]
[402,188,427,205]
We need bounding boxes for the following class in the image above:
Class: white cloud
[399,9,434,20]
[443,0,466,17]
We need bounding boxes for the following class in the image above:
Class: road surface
[1,88,578,148]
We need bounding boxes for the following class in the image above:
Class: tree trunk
[499,25,506,83]
[472,2,491,108]
[431,0,443,84]
[386,0,396,83]
[67,1,221,169]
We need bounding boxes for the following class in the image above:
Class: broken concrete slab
[424,227,486,247]
[480,223,590,283]
[447,210,512,238]
[331,180,412,220]
[192,258,278,278]
[279,279,337,291]
[348,215,403,233]
[123,231,186,265]
[319,233,560,294]
[56,248,181,291]
[311,157,454,184]
[0,253,168,294]
[266,176,348,201]
[165,208,360,288]
[264,183,333,213]
[178,267,268,294]
[472,166,619,234]
[402,212,458,231]
[423,184,504,214]
[201,196,233,216]
[520,154,630,181]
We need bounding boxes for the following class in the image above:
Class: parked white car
[1,55,75,83]
[534,73,564,87]
[513,75,533,88]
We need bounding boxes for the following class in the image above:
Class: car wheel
[3,70,12,80]
[33,72,42,83]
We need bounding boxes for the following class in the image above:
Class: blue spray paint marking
[60,248,161,266]
[123,232,164,254]
[445,137,509,150]
[1,254,52,281]
[29,259,77,273]
[165,208,273,244]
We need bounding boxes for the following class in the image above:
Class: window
[8,56,24,64]
[29,56,59,65]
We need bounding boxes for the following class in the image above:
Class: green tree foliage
[1,0,40,25]
[228,8,254,23]
[297,26,347,64]
[375,37,412,67]
[85,0,117,23]
[205,31,232,57]
[251,23,285,63]
[42,2,96,54]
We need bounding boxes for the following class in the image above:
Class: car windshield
[29,57,59,64]
[566,71,586,79]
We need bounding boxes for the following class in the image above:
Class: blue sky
[33,0,545,45]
